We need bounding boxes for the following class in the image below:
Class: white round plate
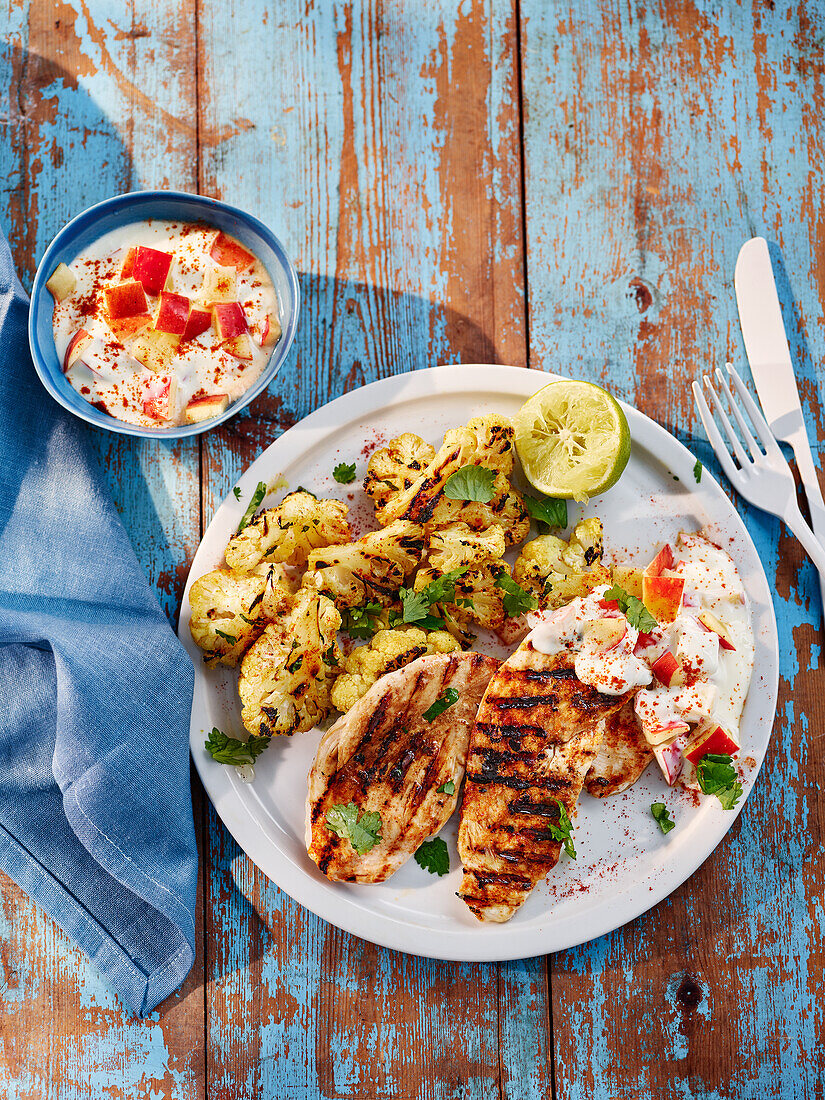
[180,365,779,960]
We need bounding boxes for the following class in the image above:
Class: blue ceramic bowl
[28,190,300,439]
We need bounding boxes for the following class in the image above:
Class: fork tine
[713,366,761,458]
[725,363,783,457]
[692,380,742,487]
[702,373,750,468]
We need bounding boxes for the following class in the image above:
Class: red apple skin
[697,610,736,651]
[653,735,688,785]
[651,650,684,687]
[154,292,190,336]
[104,280,149,320]
[642,574,685,623]
[209,232,255,271]
[223,333,253,361]
[683,723,740,766]
[184,394,230,423]
[133,247,173,295]
[646,543,675,578]
[180,307,213,343]
[120,247,137,279]
[63,328,92,373]
[213,302,248,340]
[143,376,172,420]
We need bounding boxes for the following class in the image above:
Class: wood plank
[0,3,204,1097]
[197,1,550,1097]
[520,2,825,1096]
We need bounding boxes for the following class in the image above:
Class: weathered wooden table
[1,3,823,1097]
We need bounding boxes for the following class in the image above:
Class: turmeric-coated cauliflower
[413,561,511,631]
[238,589,342,738]
[364,433,436,511]
[446,415,515,476]
[302,519,425,607]
[225,490,351,573]
[189,568,270,667]
[330,626,460,712]
[428,522,506,572]
[513,518,609,608]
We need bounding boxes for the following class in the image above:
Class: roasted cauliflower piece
[428,522,506,573]
[238,590,342,738]
[364,433,436,511]
[302,519,425,608]
[457,415,515,476]
[513,518,610,608]
[189,568,270,667]
[413,561,511,632]
[331,626,460,712]
[225,490,351,573]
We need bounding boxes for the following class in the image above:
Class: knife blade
[735,236,825,609]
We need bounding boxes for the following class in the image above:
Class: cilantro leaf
[236,480,268,533]
[325,802,383,854]
[205,727,270,766]
[525,493,568,530]
[443,465,496,503]
[696,753,743,810]
[341,602,383,639]
[333,461,356,484]
[495,573,538,618]
[423,688,459,722]
[414,837,450,876]
[548,799,576,859]
[233,486,242,500]
[602,583,658,632]
[398,568,468,626]
[215,628,238,645]
[651,802,676,834]
[693,460,703,484]
[437,779,456,795]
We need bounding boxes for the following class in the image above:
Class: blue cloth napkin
[0,233,197,1016]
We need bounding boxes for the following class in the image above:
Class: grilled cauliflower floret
[414,562,510,631]
[330,626,460,712]
[513,518,610,608]
[302,519,425,607]
[238,590,342,738]
[364,433,437,511]
[225,491,351,573]
[189,568,270,667]
[449,415,515,476]
[428,522,506,572]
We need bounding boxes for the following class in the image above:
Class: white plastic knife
[735,236,825,611]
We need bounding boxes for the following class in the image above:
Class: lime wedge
[514,379,631,502]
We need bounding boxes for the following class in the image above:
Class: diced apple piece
[120,247,137,279]
[201,264,236,303]
[110,314,151,342]
[646,543,676,578]
[154,291,190,336]
[209,231,255,271]
[642,573,685,623]
[651,650,685,687]
[46,263,77,301]
[104,280,149,321]
[654,735,688,785]
[697,609,736,651]
[611,564,644,600]
[63,328,92,373]
[130,330,180,374]
[181,306,213,343]
[213,301,248,340]
[223,333,253,361]
[683,721,740,766]
[184,393,230,423]
[133,246,173,296]
[583,618,627,653]
[143,373,178,421]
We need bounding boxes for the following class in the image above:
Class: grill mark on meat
[493,694,560,709]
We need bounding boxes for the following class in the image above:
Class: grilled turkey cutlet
[584,697,653,798]
[307,651,499,883]
[458,644,633,922]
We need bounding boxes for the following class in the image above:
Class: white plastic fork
[692,363,825,579]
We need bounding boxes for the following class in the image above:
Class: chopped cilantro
[215,628,238,645]
[398,567,468,628]
[205,727,269,766]
[414,837,450,876]
[333,461,356,484]
[325,802,382,854]
[341,602,384,639]
[286,653,304,674]
[602,583,658,632]
[443,465,496,503]
[696,753,743,810]
[693,459,703,483]
[233,486,242,500]
[236,481,268,533]
[651,802,676,834]
[437,779,456,795]
[423,688,459,722]
[548,799,576,858]
[495,573,538,618]
[525,493,568,530]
